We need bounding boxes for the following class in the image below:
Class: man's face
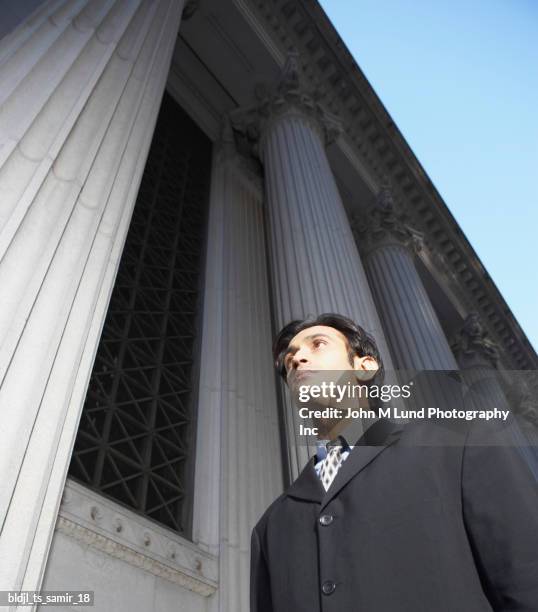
[284,325,378,392]
[283,326,379,436]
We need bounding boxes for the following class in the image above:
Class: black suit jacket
[250,417,538,611]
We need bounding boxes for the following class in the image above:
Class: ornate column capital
[215,114,263,196]
[229,51,342,159]
[451,313,500,369]
[353,178,423,255]
[216,114,237,161]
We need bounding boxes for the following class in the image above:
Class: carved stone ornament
[451,312,500,369]
[353,177,423,254]
[215,114,264,195]
[229,50,343,158]
[57,479,218,597]
[214,114,237,164]
[510,371,538,426]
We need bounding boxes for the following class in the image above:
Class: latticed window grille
[69,92,212,535]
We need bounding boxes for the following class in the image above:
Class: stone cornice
[57,479,218,597]
[240,0,537,371]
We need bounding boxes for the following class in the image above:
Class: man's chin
[291,393,327,409]
[292,370,348,388]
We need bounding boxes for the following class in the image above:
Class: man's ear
[352,355,379,380]
[353,355,379,370]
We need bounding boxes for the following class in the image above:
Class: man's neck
[316,410,380,444]
[319,417,352,442]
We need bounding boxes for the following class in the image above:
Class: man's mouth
[290,370,316,384]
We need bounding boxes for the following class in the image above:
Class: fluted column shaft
[261,112,391,350]
[452,320,538,480]
[463,367,538,480]
[193,139,282,612]
[259,110,395,473]
[0,0,184,593]
[365,242,458,370]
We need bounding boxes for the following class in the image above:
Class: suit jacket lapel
[319,419,404,511]
[285,456,325,504]
[284,419,405,508]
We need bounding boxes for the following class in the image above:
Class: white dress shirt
[314,436,354,478]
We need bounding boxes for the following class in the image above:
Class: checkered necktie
[319,437,345,491]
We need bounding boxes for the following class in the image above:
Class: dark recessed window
[69,92,212,536]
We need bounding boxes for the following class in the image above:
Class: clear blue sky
[319,0,538,354]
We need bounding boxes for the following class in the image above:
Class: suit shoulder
[252,492,287,536]
[397,417,470,447]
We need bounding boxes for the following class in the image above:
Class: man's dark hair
[273,313,385,385]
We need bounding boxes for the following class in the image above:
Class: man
[250,313,538,611]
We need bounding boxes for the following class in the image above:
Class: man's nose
[291,349,309,369]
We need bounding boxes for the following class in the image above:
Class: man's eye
[313,339,326,348]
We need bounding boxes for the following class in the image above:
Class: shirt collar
[315,434,351,462]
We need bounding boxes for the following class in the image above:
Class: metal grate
[69,92,212,535]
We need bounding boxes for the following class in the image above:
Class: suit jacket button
[319,514,334,526]
[322,580,336,595]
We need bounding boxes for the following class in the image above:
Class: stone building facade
[0,1,536,610]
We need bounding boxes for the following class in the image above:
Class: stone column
[231,53,395,476]
[356,181,458,371]
[0,0,185,593]
[193,122,283,612]
[451,313,507,408]
[515,374,538,450]
[452,314,538,479]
